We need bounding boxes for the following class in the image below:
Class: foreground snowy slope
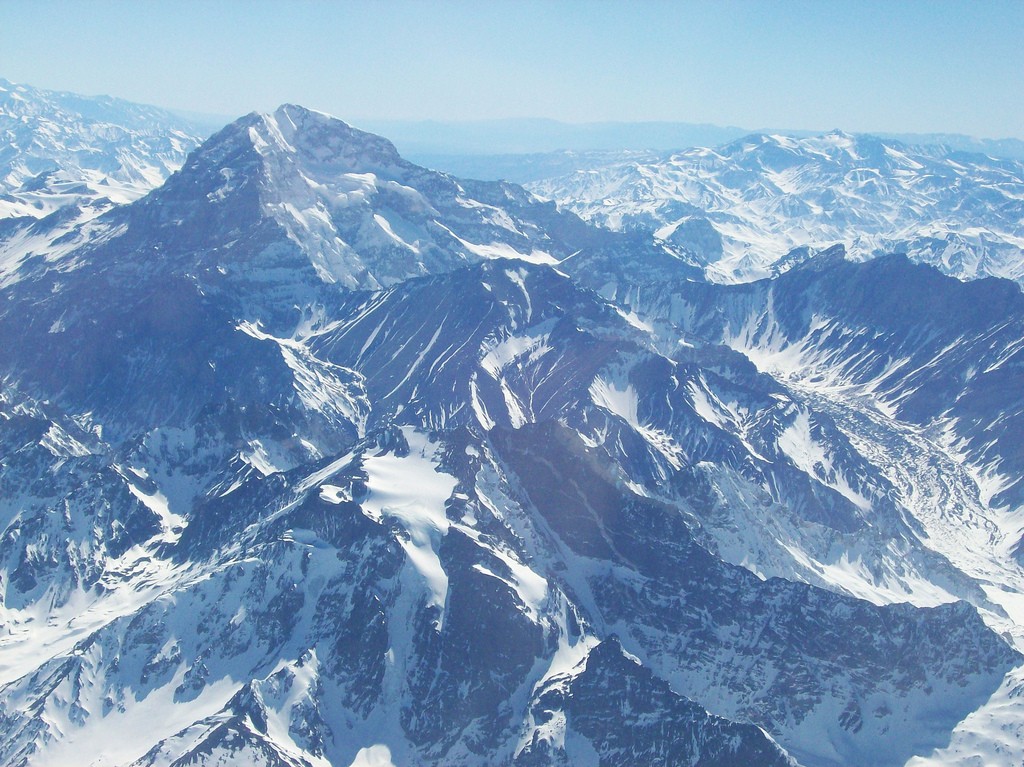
[1,104,1023,767]
[528,131,1024,284]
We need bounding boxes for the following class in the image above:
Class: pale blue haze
[1,0,1021,138]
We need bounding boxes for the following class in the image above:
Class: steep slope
[594,247,1024,764]
[515,638,795,767]
[529,131,1024,284]
[610,250,1024,507]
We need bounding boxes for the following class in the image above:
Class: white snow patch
[39,424,92,458]
[614,306,653,333]
[241,439,286,477]
[362,428,458,623]
[777,408,872,511]
[469,374,496,431]
[122,470,186,543]
[589,375,639,427]
[373,213,419,253]
[481,328,554,379]
[437,223,559,265]
[348,745,396,767]
[590,372,685,469]
[319,484,350,504]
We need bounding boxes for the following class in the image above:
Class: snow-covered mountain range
[0,78,202,220]
[2,87,1024,767]
[528,131,1024,284]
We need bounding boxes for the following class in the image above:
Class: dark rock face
[517,638,794,767]
[612,250,1024,510]
[493,421,1018,767]
[0,104,1021,767]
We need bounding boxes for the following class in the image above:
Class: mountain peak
[122,101,584,294]
[239,104,405,174]
[825,128,855,139]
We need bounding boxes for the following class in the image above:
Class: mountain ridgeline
[528,131,1024,285]
[1,102,1024,767]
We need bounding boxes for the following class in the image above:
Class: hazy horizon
[3,0,1022,141]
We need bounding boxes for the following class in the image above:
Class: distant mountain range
[356,117,1024,163]
[3,82,1024,767]
[528,131,1024,285]
[0,78,203,220]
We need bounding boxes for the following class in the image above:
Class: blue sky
[3,0,1022,138]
